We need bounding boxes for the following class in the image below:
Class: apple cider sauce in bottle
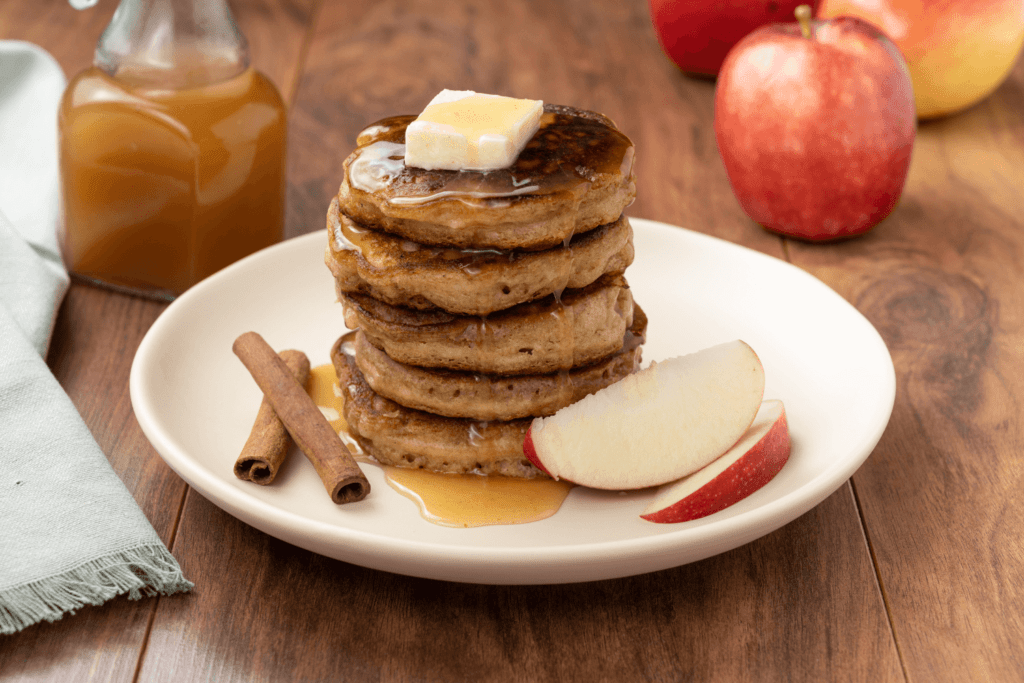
[58,0,287,299]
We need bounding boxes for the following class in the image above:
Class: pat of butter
[405,90,543,171]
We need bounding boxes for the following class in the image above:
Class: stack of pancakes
[325,104,646,478]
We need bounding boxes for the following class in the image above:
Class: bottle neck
[94,0,249,89]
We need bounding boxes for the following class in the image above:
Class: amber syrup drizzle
[307,363,572,527]
[345,105,633,211]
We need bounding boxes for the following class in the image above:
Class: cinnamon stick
[232,331,370,504]
[233,349,310,485]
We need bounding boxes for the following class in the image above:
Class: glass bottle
[58,0,287,299]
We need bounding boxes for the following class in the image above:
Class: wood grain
[0,0,313,96]
[785,58,1024,682]
[284,0,784,258]
[0,0,316,679]
[139,1,900,681]
[0,2,163,678]
[5,0,1023,680]
[138,485,899,682]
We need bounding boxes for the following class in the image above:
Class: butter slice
[405,90,543,171]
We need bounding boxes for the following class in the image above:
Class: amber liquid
[307,363,573,527]
[58,66,287,298]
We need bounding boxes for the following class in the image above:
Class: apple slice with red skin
[523,340,765,490]
[641,399,790,523]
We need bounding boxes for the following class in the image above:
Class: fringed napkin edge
[0,542,193,635]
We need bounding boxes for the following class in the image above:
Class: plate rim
[130,217,896,583]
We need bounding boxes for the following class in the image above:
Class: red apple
[819,0,1024,119]
[641,400,790,523]
[649,0,822,76]
[714,6,916,241]
[523,341,766,490]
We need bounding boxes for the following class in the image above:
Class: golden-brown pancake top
[337,104,636,250]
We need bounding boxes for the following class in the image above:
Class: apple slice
[523,340,765,490]
[641,399,790,523]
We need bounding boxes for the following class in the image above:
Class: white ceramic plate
[130,218,895,584]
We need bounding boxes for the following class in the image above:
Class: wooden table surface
[3,0,1023,680]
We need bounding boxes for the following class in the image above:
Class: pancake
[325,198,634,316]
[333,339,541,477]
[340,274,635,375]
[337,104,636,250]
[339,304,646,420]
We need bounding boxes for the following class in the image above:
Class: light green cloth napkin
[0,41,192,636]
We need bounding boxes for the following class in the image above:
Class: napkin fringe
[0,543,193,635]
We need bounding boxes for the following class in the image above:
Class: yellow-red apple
[649,0,821,76]
[819,0,1024,119]
[714,7,916,240]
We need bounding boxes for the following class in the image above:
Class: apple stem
[795,4,812,38]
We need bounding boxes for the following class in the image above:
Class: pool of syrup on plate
[305,363,573,527]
